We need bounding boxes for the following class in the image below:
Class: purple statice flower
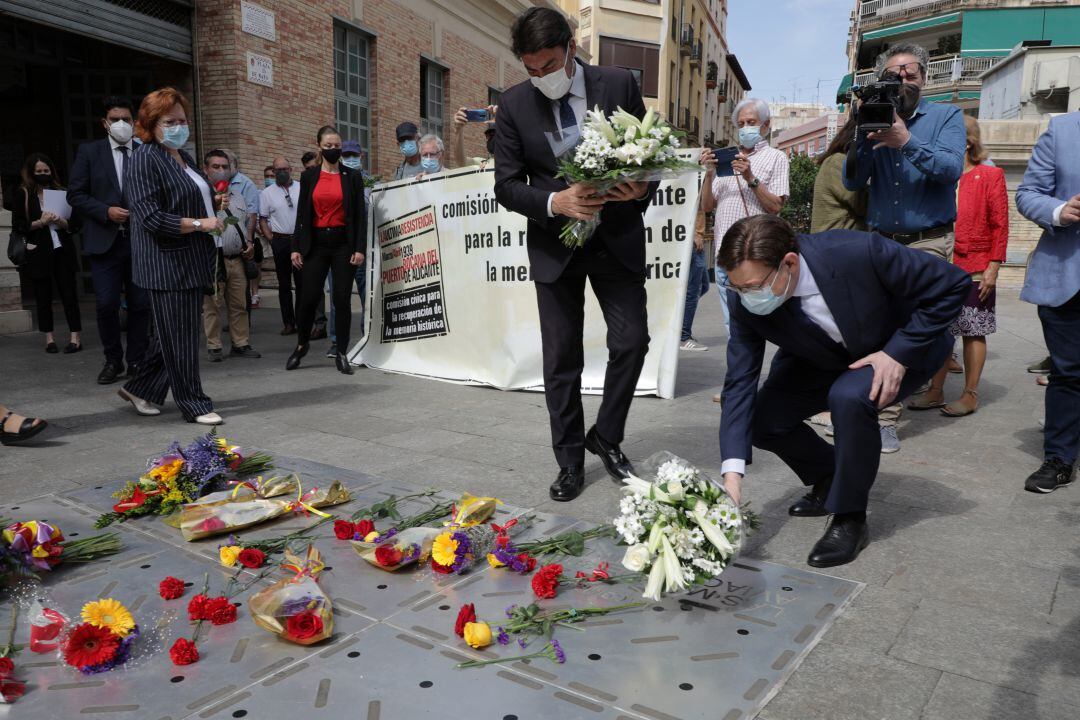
[377,527,399,544]
[518,637,528,649]
[280,596,317,617]
[178,433,234,493]
[492,544,519,569]
[80,625,140,675]
[496,628,510,646]
[449,531,472,573]
[505,604,518,618]
[550,638,566,664]
[401,544,421,563]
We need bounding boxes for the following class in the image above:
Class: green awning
[922,91,981,103]
[835,73,853,103]
[863,12,960,41]
[956,91,981,100]
[961,7,1080,55]
[923,92,954,103]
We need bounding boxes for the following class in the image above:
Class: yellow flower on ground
[463,621,492,649]
[431,532,459,567]
[148,458,184,483]
[82,598,135,637]
[487,553,505,569]
[363,531,380,543]
[219,545,243,567]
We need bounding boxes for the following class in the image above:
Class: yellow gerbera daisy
[219,545,243,567]
[82,598,135,637]
[431,533,459,567]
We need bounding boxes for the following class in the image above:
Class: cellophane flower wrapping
[178,480,351,541]
[351,526,441,572]
[432,524,498,574]
[549,106,699,248]
[613,452,746,602]
[249,546,333,646]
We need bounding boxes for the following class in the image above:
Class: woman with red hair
[117,87,226,425]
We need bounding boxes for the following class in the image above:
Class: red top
[312,171,346,228]
[954,163,1008,275]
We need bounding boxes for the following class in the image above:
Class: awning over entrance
[863,12,960,41]
[835,73,853,104]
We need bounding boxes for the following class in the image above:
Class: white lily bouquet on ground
[552,106,698,249]
[614,452,759,602]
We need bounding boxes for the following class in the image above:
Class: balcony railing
[689,41,702,66]
[859,0,964,22]
[851,55,1004,94]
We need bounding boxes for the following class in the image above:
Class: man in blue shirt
[843,42,966,453]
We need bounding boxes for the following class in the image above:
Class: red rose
[333,520,356,540]
[285,611,323,642]
[207,597,238,625]
[188,594,211,621]
[196,517,226,534]
[531,563,563,599]
[237,548,266,568]
[159,576,186,600]
[374,544,403,567]
[0,678,25,702]
[453,603,476,638]
[169,637,199,666]
[431,559,452,575]
[517,553,537,573]
[0,657,13,678]
[213,180,229,193]
[355,519,375,538]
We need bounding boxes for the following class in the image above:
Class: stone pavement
[1,288,1077,720]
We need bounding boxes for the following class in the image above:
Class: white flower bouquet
[553,106,698,248]
[614,452,759,602]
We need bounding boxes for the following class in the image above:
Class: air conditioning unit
[1033,58,1075,93]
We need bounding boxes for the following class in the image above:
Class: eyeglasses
[882,61,922,78]
[720,262,785,295]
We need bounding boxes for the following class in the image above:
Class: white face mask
[530,43,574,100]
[108,120,133,145]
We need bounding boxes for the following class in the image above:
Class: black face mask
[34,173,52,186]
[898,83,921,119]
[275,169,291,186]
[321,148,342,164]
[486,137,496,155]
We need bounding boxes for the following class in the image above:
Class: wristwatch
[747,177,761,189]
[192,220,203,230]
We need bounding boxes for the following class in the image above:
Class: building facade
[767,103,834,140]
[774,112,845,159]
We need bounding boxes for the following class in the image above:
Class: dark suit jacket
[11,186,79,280]
[127,141,216,291]
[292,165,367,257]
[67,138,127,255]
[493,60,658,283]
[719,230,970,465]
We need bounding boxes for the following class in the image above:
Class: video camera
[850,72,903,132]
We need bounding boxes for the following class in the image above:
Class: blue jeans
[328,262,366,345]
[1039,289,1080,464]
[681,248,708,341]
[714,266,732,334]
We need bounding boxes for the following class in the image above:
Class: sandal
[941,389,979,417]
[45,342,58,354]
[907,385,946,410]
[947,355,963,374]
[0,411,48,446]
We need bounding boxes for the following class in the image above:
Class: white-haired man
[698,98,790,347]
[415,134,446,179]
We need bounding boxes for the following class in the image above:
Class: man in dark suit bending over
[494,7,657,502]
[718,215,969,566]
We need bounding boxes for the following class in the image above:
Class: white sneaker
[680,338,709,352]
[117,388,160,416]
[193,412,224,426]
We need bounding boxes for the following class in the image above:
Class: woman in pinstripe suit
[117,87,225,425]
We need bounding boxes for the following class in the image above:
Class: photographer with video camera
[842,43,966,454]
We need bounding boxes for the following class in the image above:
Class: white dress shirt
[545,63,587,218]
[109,135,134,191]
[720,256,844,478]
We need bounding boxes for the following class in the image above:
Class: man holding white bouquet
[717,215,969,567]
[494,7,659,502]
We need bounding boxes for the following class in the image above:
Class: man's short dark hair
[102,96,133,117]
[511,7,572,58]
[719,215,799,271]
[204,149,230,166]
[301,151,318,166]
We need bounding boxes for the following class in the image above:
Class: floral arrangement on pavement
[487,525,617,573]
[431,511,528,576]
[59,598,142,674]
[529,562,640,599]
[249,545,333,646]
[95,430,274,528]
[614,452,758,602]
[1,520,120,586]
[165,567,271,666]
[352,526,441,572]
[554,106,697,248]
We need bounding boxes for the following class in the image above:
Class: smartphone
[710,145,739,177]
[465,109,490,123]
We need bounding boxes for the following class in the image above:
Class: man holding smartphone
[451,105,498,168]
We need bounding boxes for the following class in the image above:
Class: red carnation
[206,597,237,625]
[188,594,211,621]
[453,603,476,638]
[374,544,403,567]
[285,611,323,642]
[196,517,226,534]
[333,520,355,540]
[0,657,13,678]
[355,519,375,538]
[237,548,266,568]
[517,553,537,573]
[0,677,25,703]
[159,576,186,600]
[431,559,452,575]
[531,563,563,599]
[169,637,199,666]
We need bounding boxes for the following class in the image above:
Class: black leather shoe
[807,516,869,568]
[584,426,634,481]
[549,465,585,502]
[126,364,142,379]
[310,325,328,340]
[285,344,308,371]
[789,492,829,517]
[1024,458,1076,494]
[97,360,125,385]
[335,352,354,375]
[230,345,262,358]
[208,348,224,363]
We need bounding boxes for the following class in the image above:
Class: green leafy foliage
[780,153,819,234]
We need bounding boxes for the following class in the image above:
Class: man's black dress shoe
[789,493,829,517]
[285,344,308,371]
[584,426,634,481]
[807,515,869,568]
[335,352,354,375]
[550,465,585,502]
[97,360,125,385]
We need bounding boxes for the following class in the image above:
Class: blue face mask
[738,262,792,316]
[421,157,441,173]
[341,156,362,169]
[400,140,418,158]
[160,124,189,150]
[738,126,762,149]
[264,178,274,187]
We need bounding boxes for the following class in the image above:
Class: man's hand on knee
[849,351,906,409]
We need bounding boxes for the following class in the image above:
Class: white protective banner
[351,161,702,399]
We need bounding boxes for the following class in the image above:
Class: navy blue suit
[68,137,150,368]
[719,231,970,513]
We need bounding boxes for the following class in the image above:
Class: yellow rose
[463,621,492,649]
[431,533,460,568]
[487,553,505,569]
[219,545,242,567]
[363,531,380,543]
